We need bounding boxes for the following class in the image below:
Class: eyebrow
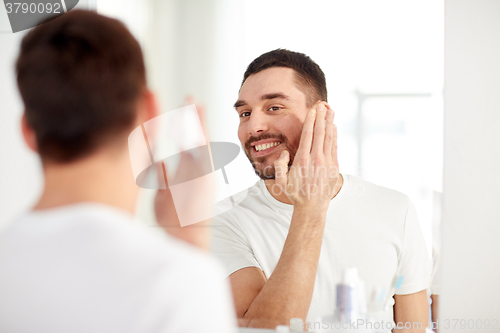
[233,92,291,109]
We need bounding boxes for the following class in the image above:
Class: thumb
[274,150,289,188]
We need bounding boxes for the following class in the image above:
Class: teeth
[255,142,281,152]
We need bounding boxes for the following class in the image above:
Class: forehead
[238,67,306,105]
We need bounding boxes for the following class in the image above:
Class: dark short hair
[242,49,327,106]
[16,10,146,163]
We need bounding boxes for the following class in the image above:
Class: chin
[244,148,284,180]
[249,159,276,180]
[254,167,276,180]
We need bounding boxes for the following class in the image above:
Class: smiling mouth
[254,141,281,152]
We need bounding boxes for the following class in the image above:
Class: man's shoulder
[343,174,411,206]
[0,206,231,333]
[0,205,229,310]
[0,204,219,277]
[84,207,223,277]
[214,181,268,222]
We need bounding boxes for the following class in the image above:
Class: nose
[246,110,269,136]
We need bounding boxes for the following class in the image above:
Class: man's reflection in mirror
[211,49,432,332]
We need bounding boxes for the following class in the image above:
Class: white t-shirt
[0,203,237,333]
[211,174,431,324]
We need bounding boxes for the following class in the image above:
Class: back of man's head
[242,49,328,107]
[16,10,146,164]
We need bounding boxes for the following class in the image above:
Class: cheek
[283,114,304,143]
[237,124,246,145]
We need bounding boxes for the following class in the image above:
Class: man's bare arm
[430,294,439,332]
[154,100,212,250]
[230,103,339,328]
[393,290,429,332]
[233,207,328,328]
[154,154,212,250]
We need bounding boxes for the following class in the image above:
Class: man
[0,10,236,333]
[211,49,431,330]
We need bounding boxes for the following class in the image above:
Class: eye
[268,106,281,112]
[239,111,251,118]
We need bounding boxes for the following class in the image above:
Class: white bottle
[335,267,365,322]
[317,268,373,333]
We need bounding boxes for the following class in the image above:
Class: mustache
[244,133,287,151]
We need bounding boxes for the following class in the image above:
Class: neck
[264,173,344,205]
[34,148,139,215]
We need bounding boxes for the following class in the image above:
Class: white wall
[441,0,500,331]
[0,31,42,230]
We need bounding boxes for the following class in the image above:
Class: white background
[441,0,500,330]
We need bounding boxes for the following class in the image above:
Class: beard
[243,132,300,180]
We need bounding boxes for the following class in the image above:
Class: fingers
[312,103,327,155]
[274,150,290,188]
[296,108,316,158]
[331,123,338,164]
[323,107,335,157]
[195,103,208,139]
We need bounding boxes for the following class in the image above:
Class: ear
[310,100,330,113]
[319,101,330,110]
[21,113,38,153]
[137,89,160,125]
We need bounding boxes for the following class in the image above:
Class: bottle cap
[342,267,359,285]
[276,324,290,333]
[290,318,304,332]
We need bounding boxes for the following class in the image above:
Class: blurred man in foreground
[0,10,236,333]
[211,49,431,331]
